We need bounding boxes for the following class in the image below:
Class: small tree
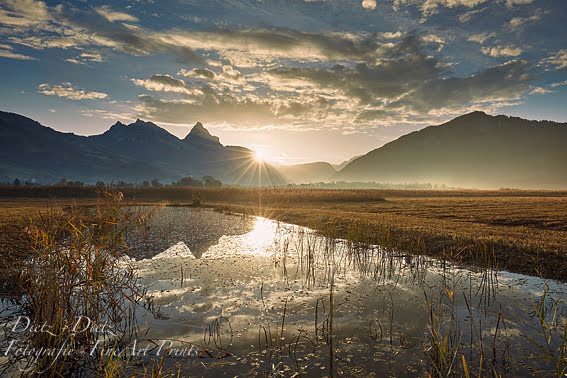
[142,180,150,187]
[150,178,162,188]
[13,178,21,186]
[95,181,105,188]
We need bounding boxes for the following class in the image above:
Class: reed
[528,285,567,377]
[0,192,151,376]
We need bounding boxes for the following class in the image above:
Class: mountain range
[1,110,566,188]
[0,111,284,185]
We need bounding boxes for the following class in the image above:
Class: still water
[126,207,566,377]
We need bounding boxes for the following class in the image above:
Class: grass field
[0,186,566,280]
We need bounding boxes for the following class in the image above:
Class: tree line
[9,176,223,188]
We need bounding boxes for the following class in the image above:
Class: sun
[253,149,268,162]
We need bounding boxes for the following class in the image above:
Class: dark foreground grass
[0,186,566,280]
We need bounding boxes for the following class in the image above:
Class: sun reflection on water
[241,217,278,255]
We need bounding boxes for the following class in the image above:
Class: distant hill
[334,111,567,189]
[0,111,285,185]
[274,162,336,184]
[333,155,362,172]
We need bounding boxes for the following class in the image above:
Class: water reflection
[242,217,278,254]
[128,207,255,259]
[132,207,567,377]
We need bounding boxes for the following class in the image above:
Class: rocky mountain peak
[184,122,221,145]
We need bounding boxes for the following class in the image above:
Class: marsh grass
[262,221,542,377]
[0,192,152,376]
[526,285,567,377]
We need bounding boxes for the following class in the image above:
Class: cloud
[270,58,531,118]
[481,45,523,57]
[550,80,567,88]
[265,36,448,103]
[10,5,411,67]
[79,52,103,62]
[395,0,533,15]
[3,0,548,132]
[467,33,495,44]
[94,5,139,23]
[0,0,49,26]
[361,0,377,10]
[129,34,534,130]
[0,44,36,60]
[218,65,245,83]
[506,0,533,6]
[178,68,216,80]
[137,93,273,125]
[159,66,254,93]
[132,71,253,98]
[0,3,439,69]
[166,28,436,64]
[508,14,541,30]
[131,74,195,94]
[65,51,104,65]
[216,51,276,68]
[1,1,203,64]
[134,35,532,129]
[37,83,108,100]
[544,50,567,70]
[380,31,404,39]
[135,89,341,128]
[458,7,487,23]
[393,0,489,16]
[529,87,553,95]
[268,58,440,103]
[61,13,203,63]
[387,60,531,113]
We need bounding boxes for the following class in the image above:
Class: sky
[0,0,566,164]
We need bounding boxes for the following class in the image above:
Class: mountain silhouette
[2,110,566,188]
[334,111,567,189]
[0,111,285,185]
